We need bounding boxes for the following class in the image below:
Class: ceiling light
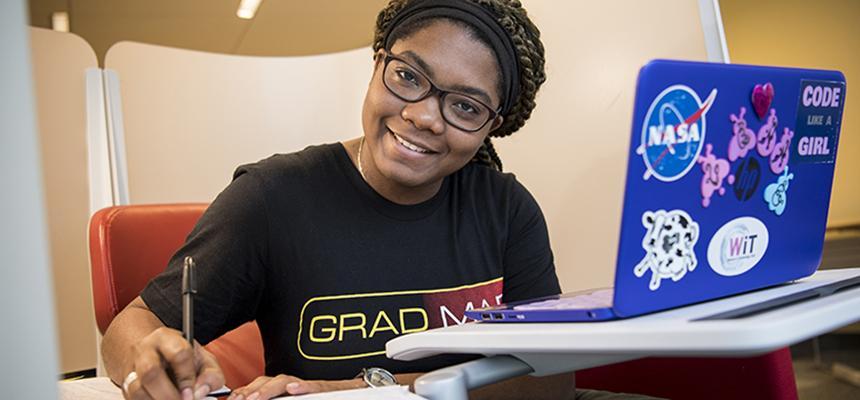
[52,12,69,32]
[237,0,262,19]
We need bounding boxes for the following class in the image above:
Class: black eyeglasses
[381,53,500,132]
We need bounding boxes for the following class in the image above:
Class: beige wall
[29,27,98,373]
[721,0,860,227]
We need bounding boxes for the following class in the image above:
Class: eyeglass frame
[379,51,502,132]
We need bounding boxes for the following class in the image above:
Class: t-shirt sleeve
[140,169,270,345]
[502,179,561,303]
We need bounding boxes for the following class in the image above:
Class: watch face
[366,368,397,387]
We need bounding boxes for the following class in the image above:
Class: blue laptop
[467,59,847,322]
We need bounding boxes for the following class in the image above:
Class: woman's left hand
[228,374,365,400]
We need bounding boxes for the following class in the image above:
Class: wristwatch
[356,367,398,388]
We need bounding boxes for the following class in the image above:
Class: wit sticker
[707,217,769,277]
[634,209,700,291]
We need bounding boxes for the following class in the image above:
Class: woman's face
[361,20,503,197]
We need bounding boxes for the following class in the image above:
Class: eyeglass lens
[383,57,492,132]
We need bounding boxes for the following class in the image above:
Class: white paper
[58,377,230,400]
[59,377,121,400]
[274,385,426,399]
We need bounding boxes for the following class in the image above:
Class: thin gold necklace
[357,136,366,181]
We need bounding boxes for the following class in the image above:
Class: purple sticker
[756,109,778,157]
[729,107,756,161]
[697,143,735,208]
[769,127,794,174]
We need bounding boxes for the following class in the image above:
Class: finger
[193,345,225,399]
[252,375,303,400]
[134,344,182,400]
[149,328,198,394]
[284,380,319,395]
[230,375,274,399]
[124,374,155,400]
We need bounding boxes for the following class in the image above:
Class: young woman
[102,1,642,399]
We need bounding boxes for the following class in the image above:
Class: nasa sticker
[633,209,700,291]
[707,217,769,276]
[791,80,845,164]
[637,85,718,182]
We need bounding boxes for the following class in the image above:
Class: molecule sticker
[728,107,756,161]
[637,85,717,182]
[697,143,734,207]
[756,109,778,157]
[633,209,700,291]
[769,127,794,175]
[764,167,794,216]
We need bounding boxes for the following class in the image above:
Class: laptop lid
[612,60,846,318]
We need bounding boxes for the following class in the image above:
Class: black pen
[182,256,196,347]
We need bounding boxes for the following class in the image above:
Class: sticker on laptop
[707,216,769,276]
[636,85,717,182]
[751,82,775,120]
[756,108,778,157]
[769,127,794,175]
[791,80,845,165]
[764,167,794,216]
[732,157,761,202]
[728,107,756,161]
[697,143,734,207]
[634,209,700,291]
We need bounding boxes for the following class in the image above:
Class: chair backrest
[576,349,799,400]
[88,204,265,388]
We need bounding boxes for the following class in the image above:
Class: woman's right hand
[122,326,225,400]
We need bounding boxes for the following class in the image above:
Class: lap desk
[387,268,860,396]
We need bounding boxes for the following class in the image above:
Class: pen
[182,256,196,348]
[182,257,231,397]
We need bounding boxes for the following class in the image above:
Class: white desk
[387,268,860,399]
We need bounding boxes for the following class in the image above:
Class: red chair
[576,349,798,399]
[88,204,265,389]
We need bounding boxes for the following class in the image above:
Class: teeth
[392,132,431,153]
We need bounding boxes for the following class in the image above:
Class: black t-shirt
[141,143,560,380]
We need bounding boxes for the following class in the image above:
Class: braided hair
[373,0,547,171]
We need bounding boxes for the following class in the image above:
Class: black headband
[383,0,521,115]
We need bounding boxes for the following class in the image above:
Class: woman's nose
[400,96,446,135]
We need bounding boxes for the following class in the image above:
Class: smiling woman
[98,1,656,400]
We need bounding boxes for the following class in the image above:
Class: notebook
[466,59,846,322]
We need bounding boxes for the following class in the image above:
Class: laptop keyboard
[513,288,615,310]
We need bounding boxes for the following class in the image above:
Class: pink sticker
[697,143,735,208]
[770,127,794,175]
[756,109,778,157]
[728,107,756,161]
[752,82,775,119]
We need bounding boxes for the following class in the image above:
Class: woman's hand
[228,375,366,400]
[123,326,225,400]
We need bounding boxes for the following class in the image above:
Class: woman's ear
[372,49,386,72]
[489,115,505,132]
